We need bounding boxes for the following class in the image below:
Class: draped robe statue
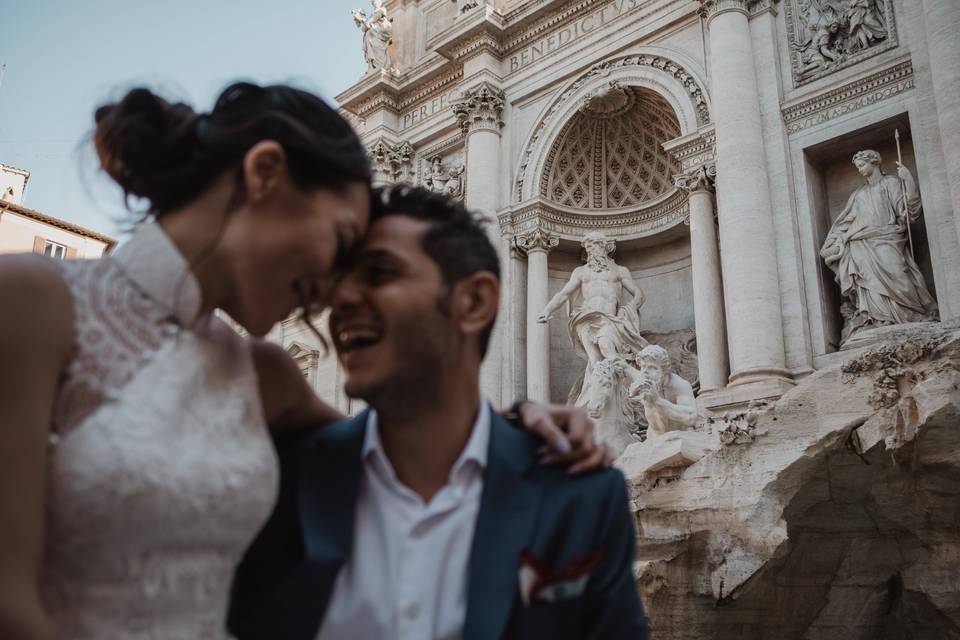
[352,0,393,72]
[820,149,938,343]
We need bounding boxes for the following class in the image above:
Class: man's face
[584,241,605,261]
[638,358,664,384]
[329,215,455,405]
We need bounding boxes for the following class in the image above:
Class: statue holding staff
[820,148,938,343]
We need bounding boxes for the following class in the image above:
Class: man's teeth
[338,328,381,349]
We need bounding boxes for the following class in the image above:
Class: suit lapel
[296,411,368,610]
[465,413,543,640]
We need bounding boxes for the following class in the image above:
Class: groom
[229,186,647,639]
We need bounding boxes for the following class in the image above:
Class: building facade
[328,0,960,414]
[0,165,114,259]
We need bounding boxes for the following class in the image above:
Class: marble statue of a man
[352,0,393,72]
[625,345,698,439]
[538,232,647,369]
[820,150,937,343]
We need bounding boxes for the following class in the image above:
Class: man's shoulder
[306,413,368,449]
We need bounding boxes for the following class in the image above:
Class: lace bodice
[42,223,279,639]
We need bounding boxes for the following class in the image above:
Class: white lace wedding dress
[41,222,279,638]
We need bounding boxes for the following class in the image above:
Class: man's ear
[242,140,288,206]
[453,271,500,343]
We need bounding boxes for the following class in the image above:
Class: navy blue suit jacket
[228,409,647,640]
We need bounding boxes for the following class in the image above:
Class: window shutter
[66,247,78,259]
[33,236,45,254]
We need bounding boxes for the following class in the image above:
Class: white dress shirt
[317,401,491,640]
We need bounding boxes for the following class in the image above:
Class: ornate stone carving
[625,345,699,439]
[352,0,395,73]
[516,53,710,200]
[452,0,484,14]
[541,88,681,209]
[513,228,559,253]
[820,150,938,344]
[498,188,690,241]
[840,337,945,408]
[452,83,505,134]
[537,232,648,456]
[673,162,716,194]
[707,400,770,445]
[781,58,913,134]
[368,139,415,184]
[422,155,465,199]
[784,0,898,85]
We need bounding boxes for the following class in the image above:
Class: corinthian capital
[452,83,505,134]
[673,162,716,194]
[514,229,559,254]
[698,0,770,20]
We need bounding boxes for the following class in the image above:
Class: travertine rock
[632,324,960,639]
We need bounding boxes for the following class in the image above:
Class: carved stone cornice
[781,58,913,135]
[663,125,716,173]
[500,189,689,242]
[452,83,505,134]
[514,228,560,254]
[673,162,717,194]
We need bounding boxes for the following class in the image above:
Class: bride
[0,82,604,638]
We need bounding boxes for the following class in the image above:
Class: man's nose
[330,273,364,311]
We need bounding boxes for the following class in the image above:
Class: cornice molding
[781,58,913,135]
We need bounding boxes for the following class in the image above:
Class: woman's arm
[0,256,73,640]
[251,340,345,435]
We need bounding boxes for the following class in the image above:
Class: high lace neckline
[110,220,203,328]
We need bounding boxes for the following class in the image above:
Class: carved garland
[515,54,710,201]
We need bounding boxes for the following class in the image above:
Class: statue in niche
[352,0,393,73]
[423,156,465,199]
[538,232,648,457]
[625,345,698,439]
[820,149,938,344]
[793,0,888,79]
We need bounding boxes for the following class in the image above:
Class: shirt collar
[110,220,203,327]
[362,398,491,481]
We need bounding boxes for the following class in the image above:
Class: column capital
[514,229,559,254]
[698,0,775,21]
[673,162,717,195]
[367,138,415,184]
[452,82,505,135]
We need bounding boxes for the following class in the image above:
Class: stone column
[515,229,559,403]
[453,83,506,405]
[921,0,960,243]
[699,0,788,386]
[674,163,729,392]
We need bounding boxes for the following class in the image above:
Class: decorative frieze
[783,0,899,86]
[500,189,689,241]
[781,58,913,134]
[368,138,415,184]
[452,83,505,134]
[514,228,560,254]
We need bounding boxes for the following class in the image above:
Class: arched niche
[514,48,711,209]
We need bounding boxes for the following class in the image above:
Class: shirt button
[404,603,420,620]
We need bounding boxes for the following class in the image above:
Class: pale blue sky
[1,0,367,236]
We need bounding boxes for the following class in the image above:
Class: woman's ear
[454,271,500,346]
[243,140,288,205]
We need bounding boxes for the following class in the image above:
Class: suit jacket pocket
[504,598,584,639]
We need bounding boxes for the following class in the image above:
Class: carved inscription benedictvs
[508,0,644,74]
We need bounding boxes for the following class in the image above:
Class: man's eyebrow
[356,247,406,264]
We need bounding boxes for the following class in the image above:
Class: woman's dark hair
[94,82,371,215]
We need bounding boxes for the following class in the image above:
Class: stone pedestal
[454,83,506,405]
[515,229,558,402]
[675,163,728,392]
[921,0,960,245]
[700,0,789,386]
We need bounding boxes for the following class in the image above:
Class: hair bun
[94,88,199,205]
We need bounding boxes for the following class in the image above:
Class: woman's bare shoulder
[0,254,75,349]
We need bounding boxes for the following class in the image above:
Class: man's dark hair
[370,184,500,358]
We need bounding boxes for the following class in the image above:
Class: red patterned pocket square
[518,548,602,607]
